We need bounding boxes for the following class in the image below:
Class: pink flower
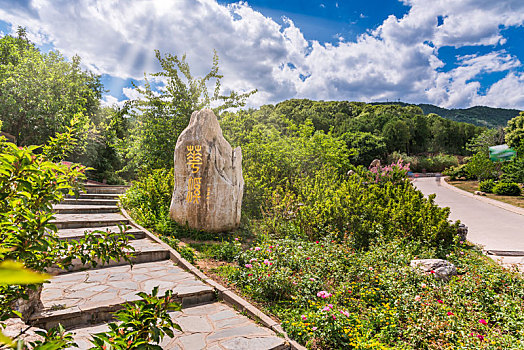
[245,264,253,268]
[340,310,350,317]
[447,312,454,316]
[316,291,332,299]
[332,315,337,320]
[437,300,443,304]
[309,278,315,281]
[477,335,484,341]
[292,281,297,285]
[297,246,302,249]
[322,306,331,311]
[420,283,427,288]
[414,295,422,302]
[249,258,257,263]
[312,327,317,331]
[301,315,307,321]
[368,267,374,271]
[254,247,261,251]
[234,237,239,241]
[315,241,319,244]
[263,259,271,265]
[479,319,487,325]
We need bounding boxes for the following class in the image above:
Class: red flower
[479,319,487,325]
[447,312,454,316]
[477,335,484,341]
[437,299,443,304]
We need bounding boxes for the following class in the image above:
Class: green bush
[442,164,473,180]
[478,179,496,193]
[464,152,498,181]
[492,182,522,196]
[261,164,457,250]
[121,168,177,235]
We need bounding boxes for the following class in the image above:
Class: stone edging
[118,204,305,350]
[442,178,524,217]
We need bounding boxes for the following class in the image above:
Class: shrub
[121,168,176,235]
[464,152,498,181]
[492,182,522,196]
[261,164,458,249]
[442,164,472,181]
[478,179,496,193]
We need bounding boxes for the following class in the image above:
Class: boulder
[169,109,244,232]
[410,259,457,281]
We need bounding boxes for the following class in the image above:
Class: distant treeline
[222,99,489,166]
[372,102,520,128]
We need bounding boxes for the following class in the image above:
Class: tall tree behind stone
[170,109,243,232]
[123,50,255,174]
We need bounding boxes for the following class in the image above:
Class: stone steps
[46,238,170,274]
[30,260,215,330]
[52,213,129,229]
[60,198,119,206]
[35,185,293,349]
[56,226,145,241]
[53,204,120,214]
[69,302,287,350]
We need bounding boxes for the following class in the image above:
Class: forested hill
[372,102,520,128]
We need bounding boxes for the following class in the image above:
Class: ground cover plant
[218,237,524,349]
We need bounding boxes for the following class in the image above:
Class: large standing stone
[169,109,243,232]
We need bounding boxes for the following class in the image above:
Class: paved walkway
[23,184,290,350]
[414,177,524,253]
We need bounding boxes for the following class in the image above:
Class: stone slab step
[67,193,120,200]
[69,302,288,350]
[52,213,129,229]
[53,205,119,214]
[61,198,119,206]
[30,260,216,330]
[84,185,128,195]
[47,238,170,274]
[56,225,145,241]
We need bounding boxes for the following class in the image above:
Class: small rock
[474,191,486,196]
[410,259,457,281]
[369,159,381,168]
[456,223,468,241]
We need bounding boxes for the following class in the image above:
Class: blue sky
[1,0,524,109]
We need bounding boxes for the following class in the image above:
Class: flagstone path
[27,184,292,349]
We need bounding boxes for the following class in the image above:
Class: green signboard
[489,144,517,162]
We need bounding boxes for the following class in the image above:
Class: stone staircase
[29,184,291,350]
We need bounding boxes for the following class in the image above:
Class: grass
[447,179,524,209]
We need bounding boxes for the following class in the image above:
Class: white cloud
[0,0,523,109]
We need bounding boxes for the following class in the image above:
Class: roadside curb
[118,203,305,350]
[442,178,524,217]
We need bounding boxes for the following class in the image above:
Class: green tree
[341,131,386,166]
[382,119,410,153]
[124,50,255,172]
[0,28,102,146]
[504,112,524,149]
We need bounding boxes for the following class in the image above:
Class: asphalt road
[414,177,524,252]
